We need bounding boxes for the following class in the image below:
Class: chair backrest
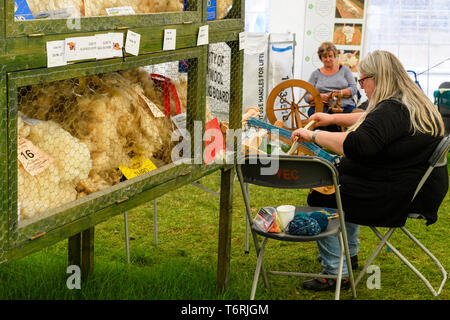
[238,155,338,190]
[412,135,450,202]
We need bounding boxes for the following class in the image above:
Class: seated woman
[305,42,358,132]
[291,50,448,291]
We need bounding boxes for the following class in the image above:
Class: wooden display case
[0,0,244,292]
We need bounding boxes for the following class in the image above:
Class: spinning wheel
[266,79,323,131]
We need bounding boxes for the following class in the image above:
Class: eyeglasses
[319,46,334,53]
[358,76,372,87]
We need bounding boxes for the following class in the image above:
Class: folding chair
[355,135,450,296]
[236,154,357,300]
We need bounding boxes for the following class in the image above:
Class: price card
[163,29,177,51]
[239,32,247,51]
[64,36,98,62]
[119,156,157,180]
[96,33,114,59]
[125,30,141,56]
[197,25,209,46]
[109,33,125,58]
[46,40,67,68]
[18,137,54,176]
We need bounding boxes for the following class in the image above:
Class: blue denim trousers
[317,222,360,275]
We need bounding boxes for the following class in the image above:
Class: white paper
[125,30,141,56]
[171,112,187,130]
[46,40,67,68]
[109,33,125,58]
[106,6,135,16]
[64,36,98,62]
[163,29,177,51]
[197,25,209,46]
[96,34,114,59]
[239,32,247,51]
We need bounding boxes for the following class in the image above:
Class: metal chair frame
[236,154,357,300]
[355,135,450,296]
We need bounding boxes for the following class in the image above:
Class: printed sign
[207,43,231,121]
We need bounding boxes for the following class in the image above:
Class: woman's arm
[309,112,363,128]
[291,128,349,155]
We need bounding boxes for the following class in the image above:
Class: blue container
[207,0,217,20]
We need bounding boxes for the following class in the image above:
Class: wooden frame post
[217,167,234,292]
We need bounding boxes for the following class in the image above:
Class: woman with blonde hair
[291,50,448,291]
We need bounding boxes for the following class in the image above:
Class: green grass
[0,167,449,300]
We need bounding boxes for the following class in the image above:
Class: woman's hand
[291,128,314,143]
[309,112,335,127]
[320,93,330,104]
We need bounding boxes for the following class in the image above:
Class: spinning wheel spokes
[266,79,323,130]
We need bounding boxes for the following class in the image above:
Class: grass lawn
[0,164,448,301]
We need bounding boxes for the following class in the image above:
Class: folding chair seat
[355,135,450,296]
[236,154,357,300]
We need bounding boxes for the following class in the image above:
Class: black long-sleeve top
[339,99,448,227]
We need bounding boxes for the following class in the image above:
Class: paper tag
[20,114,43,126]
[106,6,135,16]
[96,33,113,59]
[239,32,247,51]
[119,156,157,180]
[140,94,165,118]
[35,7,74,19]
[197,25,209,46]
[46,40,67,68]
[171,112,187,131]
[109,33,125,58]
[18,137,54,176]
[64,36,98,62]
[125,30,141,56]
[163,29,177,51]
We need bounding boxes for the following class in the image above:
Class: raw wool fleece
[84,0,184,16]
[18,68,187,196]
[17,116,92,221]
[25,0,84,17]
[217,0,233,19]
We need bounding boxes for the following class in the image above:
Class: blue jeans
[317,222,359,275]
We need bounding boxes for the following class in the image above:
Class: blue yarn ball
[309,212,329,231]
[288,216,321,236]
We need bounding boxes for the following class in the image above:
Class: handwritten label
[46,40,67,68]
[163,29,177,51]
[119,156,157,180]
[18,137,54,176]
[125,30,141,56]
[197,25,209,46]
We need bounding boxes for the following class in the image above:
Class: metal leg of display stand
[124,212,130,264]
[123,181,219,262]
[153,199,158,246]
[245,182,250,254]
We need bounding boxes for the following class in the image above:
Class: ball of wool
[288,216,321,236]
[309,212,329,231]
